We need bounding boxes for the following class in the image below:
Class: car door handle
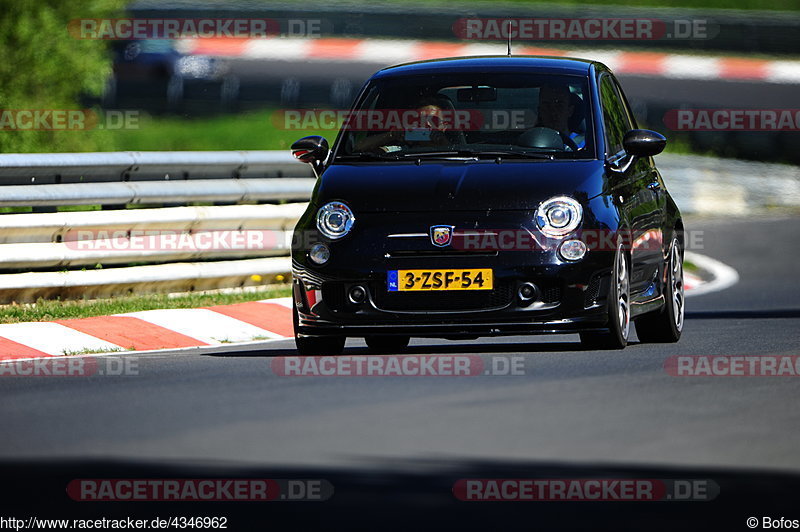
[646,181,661,190]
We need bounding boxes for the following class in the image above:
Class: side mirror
[623,129,666,157]
[291,136,329,176]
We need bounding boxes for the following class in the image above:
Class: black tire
[295,335,345,356]
[365,336,410,353]
[293,306,345,356]
[635,236,684,343]
[580,242,630,350]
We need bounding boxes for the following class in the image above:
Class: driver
[535,84,585,151]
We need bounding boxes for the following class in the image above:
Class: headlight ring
[536,196,582,237]
[316,201,355,240]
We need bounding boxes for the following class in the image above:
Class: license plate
[387,269,493,291]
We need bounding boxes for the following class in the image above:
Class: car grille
[584,275,603,306]
[541,284,562,304]
[321,282,347,311]
[373,282,514,312]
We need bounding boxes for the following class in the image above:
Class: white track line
[684,251,740,297]
[258,297,294,309]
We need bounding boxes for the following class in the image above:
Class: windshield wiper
[398,150,554,160]
[468,150,555,160]
[336,152,403,161]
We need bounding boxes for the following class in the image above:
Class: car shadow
[201,337,630,358]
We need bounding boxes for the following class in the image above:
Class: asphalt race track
[224,57,800,110]
[1,215,799,529]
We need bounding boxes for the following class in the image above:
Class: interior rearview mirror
[457,87,497,102]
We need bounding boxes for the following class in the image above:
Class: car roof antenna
[506,20,512,56]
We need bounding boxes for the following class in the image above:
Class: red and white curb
[684,270,701,292]
[0,298,294,361]
[683,250,738,297]
[0,253,730,362]
[176,37,800,84]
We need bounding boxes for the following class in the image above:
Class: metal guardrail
[0,150,312,183]
[0,151,314,303]
[0,204,306,269]
[0,179,315,207]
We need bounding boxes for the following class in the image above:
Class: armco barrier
[0,151,314,303]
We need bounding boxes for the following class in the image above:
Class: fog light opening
[348,285,367,304]
[518,282,539,305]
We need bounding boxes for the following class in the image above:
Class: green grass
[661,135,704,156]
[0,205,103,214]
[62,346,127,356]
[110,109,330,152]
[0,285,292,324]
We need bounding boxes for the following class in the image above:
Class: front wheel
[293,306,345,355]
[635,236,684,343]
[580,242,630,350]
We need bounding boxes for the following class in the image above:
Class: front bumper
[291,208,619,338]
[292,260,614,338]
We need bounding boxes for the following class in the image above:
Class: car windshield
[335,72,594,160]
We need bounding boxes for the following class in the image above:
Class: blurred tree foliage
[0,0,126,153]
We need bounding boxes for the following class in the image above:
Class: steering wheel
[517,126,576,151]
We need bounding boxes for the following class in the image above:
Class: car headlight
[316,201,355,240]
[536,196,582,237]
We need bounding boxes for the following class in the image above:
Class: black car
[289,56,684,354]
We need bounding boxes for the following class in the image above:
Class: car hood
[316,160,606,212]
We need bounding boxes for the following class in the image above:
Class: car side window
[598,75,628,157]
[611,77,637,132]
